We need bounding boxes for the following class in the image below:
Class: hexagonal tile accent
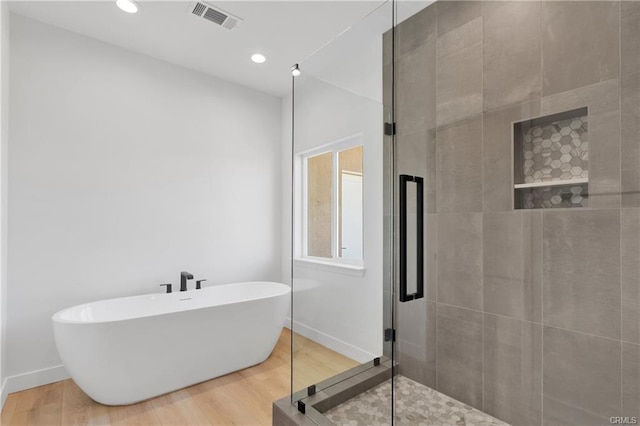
[521,114,588,184]
[521,184,588,209]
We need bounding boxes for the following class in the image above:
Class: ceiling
[8,0,393,96]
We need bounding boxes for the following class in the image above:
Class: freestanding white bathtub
[52,281,290,405]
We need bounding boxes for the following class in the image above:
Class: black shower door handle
[399,174,424,303]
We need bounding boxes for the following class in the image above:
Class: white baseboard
[1,377,7,411]
[290,319,376,363]
[5,365,69,394]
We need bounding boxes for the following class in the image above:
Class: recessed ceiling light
[116,0,139,14]
[291,64,301,77]
[251,54,266,64]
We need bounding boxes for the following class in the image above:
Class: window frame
[299,133,364,267]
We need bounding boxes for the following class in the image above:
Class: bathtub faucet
[180,271,194,292]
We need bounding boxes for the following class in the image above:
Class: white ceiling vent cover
[188,2,243,30]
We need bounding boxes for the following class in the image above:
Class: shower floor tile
[324,375,509,426]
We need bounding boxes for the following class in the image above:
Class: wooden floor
[0,329,359,425]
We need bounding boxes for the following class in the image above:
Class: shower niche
[514,107,589,209]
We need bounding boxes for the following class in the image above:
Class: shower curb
[272,357,393,425]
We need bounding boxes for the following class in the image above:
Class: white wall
[0,0,9,408]
[6,14,282,391]
[281,95,293,282]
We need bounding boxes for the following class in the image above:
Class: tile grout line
[539,1,545,421]
[429,206,628,216]
[434,296,438,392]
[619,0,623,413]
[430,292,640,336]
[434,4,439,396]
[480,6,485,412]
[620,207,624,416]
[433,298,637,344]
[540,209,545,426]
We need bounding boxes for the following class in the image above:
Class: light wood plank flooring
[1,329,358,426]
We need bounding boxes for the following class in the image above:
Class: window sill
[293,258,366,277]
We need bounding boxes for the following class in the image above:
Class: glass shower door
[391,1,640,425]
[389,1,526,423]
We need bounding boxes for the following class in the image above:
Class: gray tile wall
[436,118,483,212]
[387,1,640,424]
[543,327,621,425]
[543,210,621,339]
[483,1,541,111]
[436,17,483,127]
[541,2,619,97]
[436,304,483,407]
[483,314,542,426]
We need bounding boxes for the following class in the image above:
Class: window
[302,137,363,264]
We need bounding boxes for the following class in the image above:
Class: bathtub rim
[52,280,290,325]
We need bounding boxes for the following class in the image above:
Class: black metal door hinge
[297,400,306,414]
[384,122,396,136]
[385,328,396,342]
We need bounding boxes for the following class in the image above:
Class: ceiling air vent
[189,2,243,30]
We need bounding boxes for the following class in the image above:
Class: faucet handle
[160,283,172,294]
[196,279,207,290]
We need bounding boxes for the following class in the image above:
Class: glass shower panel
[290,3,394,418]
